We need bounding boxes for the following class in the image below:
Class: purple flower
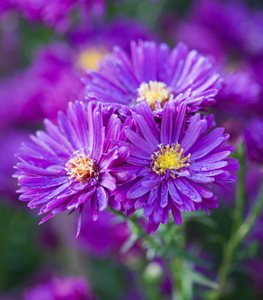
[24,276,95,300]
[177,0,263,59]
[71,19,156,72]
[0,24,153,126]
[78,207,133,258]
[0,130,29,201]
[1,0,105,32]
[30,43,83,120]
[15,101,128,233]
[115,101,238,232]
[84,40,221,113]
[215,69,261,115]
[70,19,156,54]
[0,43,82,126]
[244,118,263,165]
[207,0,263,57]
[175,21,226,64]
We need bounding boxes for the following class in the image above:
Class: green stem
[208,183,263,300]
[233,146,246,230]
[172,258,184,300]
[170,223,191,300]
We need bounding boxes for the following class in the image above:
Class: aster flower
[244,118,263,165]
[24,276,95,300]
[72,19,156,72]
[0,43,82,126]
[15,101,128,232]
[193,0,263,58]
[0,130,29,201]
[31,43,83,120]
[78,206,133,258]
[84,40,221,113]
[0,20,154,124]
[175,0,263,61]
[1,0,105,32]
[175,21,226,64]
[115,101,238,232]
[215,69,260,115]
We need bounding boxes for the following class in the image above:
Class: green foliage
[0,202,42,292]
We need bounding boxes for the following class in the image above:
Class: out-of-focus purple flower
[211,68,261,137]
[244,118,263,165]
[216,70,261,114]
[175,21,226,64]
[24,276,95,300]
[249,57,263,117]
[78,207,133,258]
[0,0,105,32]
[30,43,83,120]
[0,130,29,200]
[0,19,155,126]
[15,101,128,233]
[115,101,238,232]
[166,0,263,119]
[0,43,82,127]
[72,19,156,72]
[0,70,41,128]
[84,40,221,113]
[71,19,156,54]
[176,0,263,61]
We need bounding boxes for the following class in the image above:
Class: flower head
[0,43,83,125]
[15,101,128,232]
[115,101,238,232]
[76,47,106,71]
[24,276,95,300]
[216,69,260,114]
[84,40,221,113]
[174,0,263,69]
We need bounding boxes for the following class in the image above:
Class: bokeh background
[1,0,263,299]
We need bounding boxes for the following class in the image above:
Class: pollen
[151,144,190,175]
[137,81,172,110]
[77,48,106,71]
[65,152,98,182]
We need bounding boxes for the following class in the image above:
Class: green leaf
[189,270,219,290]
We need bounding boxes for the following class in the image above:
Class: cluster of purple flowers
[3,0,263,298]
[15,40,238,233]
[0,0,105,32]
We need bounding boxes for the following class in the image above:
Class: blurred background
[1,0,263,299]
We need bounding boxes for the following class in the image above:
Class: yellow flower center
[137,81,172,110]
[65,152,98,182]
[151,144,190,175]
[77,48,106,71]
